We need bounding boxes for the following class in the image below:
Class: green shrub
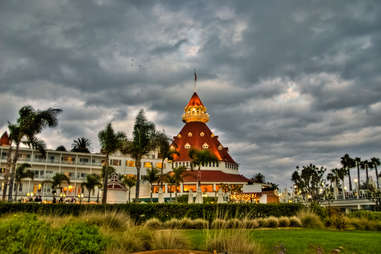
[191,218,209,229]
[0,202,303,222]
[55,222,106,254]
[289,216,302,227]
[278,216,290,227]
[256,218,265,227]
[178,217,194,229]
[263,216,279,228]
[298,211,324,229]
[144,218,162,229]
[225,218,242,228]
[211,218,226,229]
[242,219,259,229]
[349,210,381,221]
[164,218,181,229]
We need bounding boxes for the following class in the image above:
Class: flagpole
[194,70,197,92]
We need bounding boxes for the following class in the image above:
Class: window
[110,159,121,166]
[200,184,213,192]
[187,132,192,137]
[202,143,209,149]
[200,132,205,137]
[144,162,152,168]
[183,184,196,192]
[79,158,89,163]
[156,162,163,169]
[126,160,135,167]
[184,143,191,149]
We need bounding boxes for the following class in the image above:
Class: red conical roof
[0,131,10,146]
[186,92,205,108]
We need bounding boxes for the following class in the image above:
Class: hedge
[0,202,303,223]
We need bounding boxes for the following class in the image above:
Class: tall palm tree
[7,106,62,201]
[71,137,91,153]
[371,157,380,189]
[142,167,160,202]
[188,149,218,187]
[340,154,355,191]
[14,163,34,200]
[98,122,126,204]
[165,171,177,202]
[81,174,101,202]
[360,160,370,187]
[172,166,186,201]
[121,175,137,203]
[51,173,70,200]
[355,157,361,191]
[124,110,157,200]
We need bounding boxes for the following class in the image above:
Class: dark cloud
[1,0,381,187]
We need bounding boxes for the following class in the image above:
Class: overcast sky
[1,0,380,187]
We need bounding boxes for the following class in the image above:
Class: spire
[194,71,197,92]
[182,92,209,123]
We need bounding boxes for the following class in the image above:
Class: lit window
[184,143,191,149]
[202,143,209,149]
[187,132,192,137]
[126,160,135,167]
[218,145,223,150]
[177,134,182,138]
[200,132,205,137]
[144,162,152,168]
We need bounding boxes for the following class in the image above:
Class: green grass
[185,228,381,254]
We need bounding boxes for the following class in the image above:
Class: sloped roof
[185,92,205,108]
[182,170,249,183]
[171,122,236,164]
[0,132,10,146]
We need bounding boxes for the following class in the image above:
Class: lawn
[185,228,381,254]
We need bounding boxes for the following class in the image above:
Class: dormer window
[184,143,191,149]
[202,143,209,149]
[188,132,192,137]
[200,132,205,137]
[218,145,223,150]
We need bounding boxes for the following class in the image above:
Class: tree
[355,157,362,192]
[142,167,160,202]
[71,137,91,153]
[51,173,70,200]
[98,122,126,204]
[81,174,101,202]
[188,148,218,187]
[7,106,62,201]
[56,145,67,151]
[121,175,137,203]
[15,163,34,200]
[371,157,380,189]
[249,173,265,184]
[165,171,177,201]
[360,160,370,187]
[124,110,157,200]
[291,164,326,202]
[155,130,179,186]
[172,166,186,201]
[340,154,355,191]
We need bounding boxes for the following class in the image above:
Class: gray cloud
[1,0,381,187]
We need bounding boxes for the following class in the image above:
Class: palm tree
[155,131,179,186]
[188,149,218,187]
[7,106,62,201]
[340,154,355,191]
[124,110,157,200]
[360,160,370,187]
[172,166,186,201]
[250,173,265,184]
[71,137,91,153]
[51,173,70,200]
[355,157,361,191]
[142,167,160,202]
[121,175,137,203]
[81,174,101,202]
[98,122,126,204]
[15,163,34,200]
[165,172,176,202]
[56,145,67,151]
[370,157,380,189]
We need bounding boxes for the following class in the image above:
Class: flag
[194,72,197,82]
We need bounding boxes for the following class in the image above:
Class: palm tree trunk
[102,154,109,204]
[88,190,91,202]
[348,168,352,191]
[8,142,20,201]
[366,165,369,185]
[15,183,18,202]
[375,165,379,189]
[2,144,13,201]
[135,160,141,201]
[128,189,131,203]
[160,158,165,188]
[150,185,153,202]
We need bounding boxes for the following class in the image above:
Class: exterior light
[354,179,358,183]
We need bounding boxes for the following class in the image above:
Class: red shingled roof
[171,122,237,164]
[0,132,10,146]
[182,170,249,183]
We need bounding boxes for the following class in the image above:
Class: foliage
[248,172,265,184]
[291,164,326,202]
[121,174,137,203]
[81,174,101,202]
[142,167,160,202]
[71,137,91,153]
[0,203,304,223]
[55,145,67,151]
[263,216,279,227]
[297,210,324,229]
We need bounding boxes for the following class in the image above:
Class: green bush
[298,211,324,229]
[263,216,279,228]
[256,218,265,227]
[325,215,350,230]
[144,218,162,229]
[191,218,209,229]
[349,210,381,221]
[0,202,303,223]
[211,218,226,229]
[225,218,242,228]
[278,216,290,227]
[164,218,181,229]
[242,219,259,229]
[55,222,106,254]
[289,216,302,227]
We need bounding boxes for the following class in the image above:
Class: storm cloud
[1,0,381,187]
